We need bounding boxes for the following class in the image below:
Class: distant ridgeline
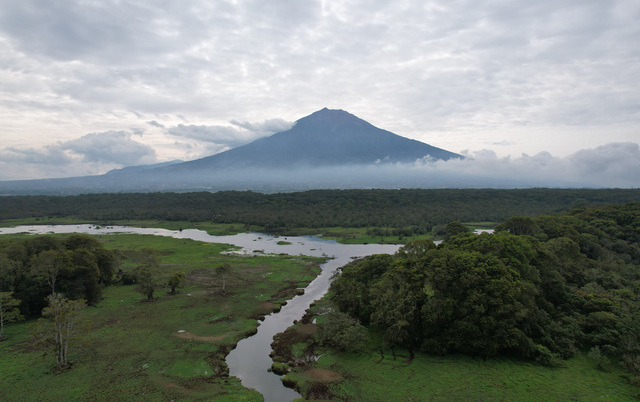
[1,189,640,232]
[329,202,640,379]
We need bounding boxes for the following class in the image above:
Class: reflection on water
[0,225,400,402]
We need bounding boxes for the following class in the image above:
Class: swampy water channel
[0,224,400,402]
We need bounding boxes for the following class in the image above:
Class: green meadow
[278,299,639,402]
[0,233,325,401]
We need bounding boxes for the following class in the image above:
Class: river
[0,224,400,401]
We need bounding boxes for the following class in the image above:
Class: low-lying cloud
[59,131,156,166]
[397,142,640,188]
[166,118,294,150]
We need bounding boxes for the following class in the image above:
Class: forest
[0,234,120,317]
[326,202,640,387]
[1,188,639,233]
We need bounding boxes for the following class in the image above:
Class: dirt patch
[160,381,190,394]
[305,369,343,381]
[175,331,230,342]
[259,301,275,310]
[297,323,318,335]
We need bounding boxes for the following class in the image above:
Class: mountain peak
[297,108,370,130]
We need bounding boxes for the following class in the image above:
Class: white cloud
[59,130,156,166]
[0,130,157,180]
[0,0,638,181]
[166,118,294,151]
[406,142,640,188]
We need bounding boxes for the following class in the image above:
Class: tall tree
[31,250,68,294]
[134,248,162,300]
[30,293,90,369]
[0,292,24,340]
[0,257,23,292]
[216,263,231,291]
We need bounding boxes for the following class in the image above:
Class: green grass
[304,350,637,401]
[304,227,434,245]
[281,298,638,402]
[0,233,326,401]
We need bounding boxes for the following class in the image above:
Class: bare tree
[31,293,90,369]
[216,263,231,291]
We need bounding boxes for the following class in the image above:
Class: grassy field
[275,299,639,402]
[0,233,326,401]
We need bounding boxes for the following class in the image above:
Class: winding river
[0,225,400,402]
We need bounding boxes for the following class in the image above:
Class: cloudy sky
[0,0,639,183]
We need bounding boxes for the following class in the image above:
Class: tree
[133,248,162,300]
[317,309,368,352]
[31,250,67,294]
[64,234,101,252]
[444,221,470,241]
[216,263,231,291]
[167,270,186,294]
[420,249,529,357]
[329,254,394,324]
[93,248,120,285]
[0,292,24,340]
[495,216,539,236]
[370,259,427,353]
[0,257,23,292]
[395,239,436,261]
[30,293,90,369]
[134,265,161,300]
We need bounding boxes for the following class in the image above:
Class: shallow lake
[0,225,400,401]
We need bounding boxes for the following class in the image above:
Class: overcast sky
[0,0,639,183]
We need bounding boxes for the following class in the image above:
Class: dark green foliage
[317,310,368,352]
[443,221,470,240]
[167,270,186,294]
[93,248,119,285]
[0,235,116,314]
[329,254,394,325]
[133,248,162,300]
[494,216,539,236]
[1,189,639,233]
[328,202,640,382]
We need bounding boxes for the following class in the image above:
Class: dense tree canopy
[1,189,638,234]
[0,235,120,315]
[329,202,640,375]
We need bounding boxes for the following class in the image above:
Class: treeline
[1,188,639,230]
[328,202,640,382]
[0,234,119,315]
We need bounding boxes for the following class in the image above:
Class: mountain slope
[164,108,461,172]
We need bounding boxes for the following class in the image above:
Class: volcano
[0,108,465,194]
[165,108,461,172]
